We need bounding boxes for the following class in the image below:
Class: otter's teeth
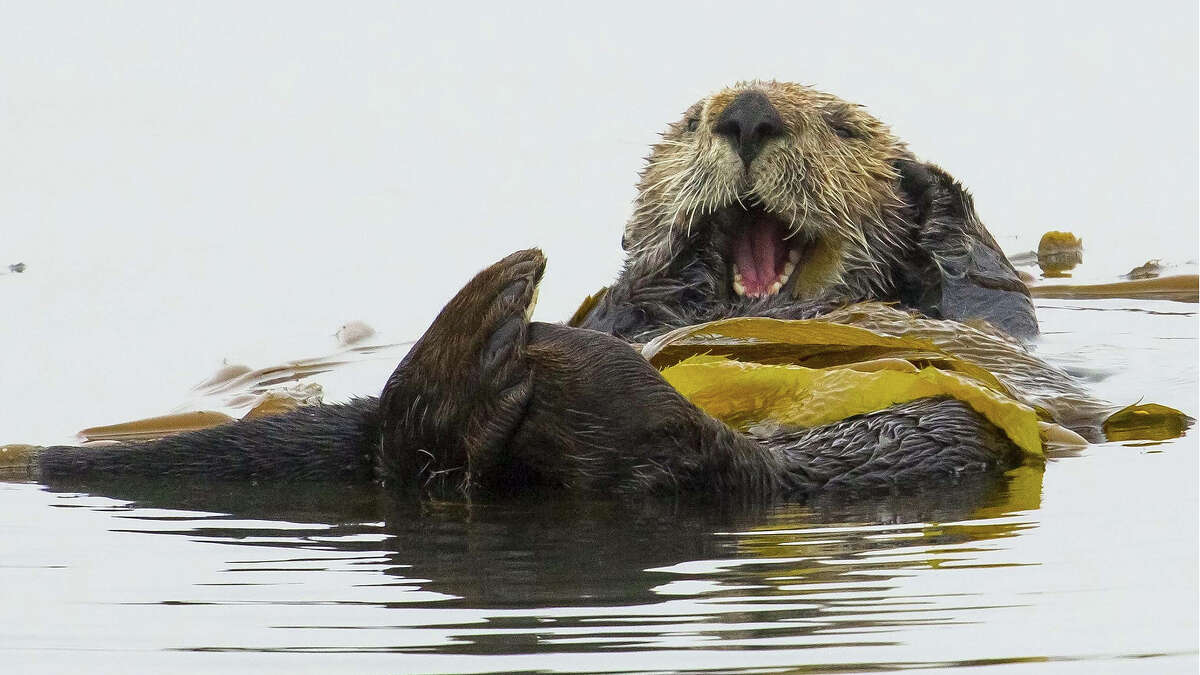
[733,260,800,297]
[769,252,799,295]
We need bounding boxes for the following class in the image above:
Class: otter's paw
[378,249,546,492]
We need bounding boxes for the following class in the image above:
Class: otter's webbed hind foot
[377,248,545,493]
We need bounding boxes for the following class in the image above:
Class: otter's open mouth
[728,209,801,298]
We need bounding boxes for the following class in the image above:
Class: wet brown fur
[627,80,907,287]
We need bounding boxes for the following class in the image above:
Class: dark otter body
[33,82,1042,500]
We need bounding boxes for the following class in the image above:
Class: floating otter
[31,81,1044,498]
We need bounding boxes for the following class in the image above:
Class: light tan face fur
[624,81,911,290]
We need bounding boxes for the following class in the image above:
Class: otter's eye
[824,111,857,140]
[685,117,699,133]
[831,122,855,139]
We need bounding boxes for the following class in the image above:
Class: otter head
[624,80,911,303]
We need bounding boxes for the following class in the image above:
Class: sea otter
[29,81,1042,498]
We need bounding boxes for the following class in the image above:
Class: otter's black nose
[714,91,785,167]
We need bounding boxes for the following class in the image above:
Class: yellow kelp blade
[0,444,38,480]
[643,316,1011,395]
[1103,403,1192,442]
[1029,275,1198,303]
[79,411,235,442]
[567,287,608,327]
[661,355,1043,458]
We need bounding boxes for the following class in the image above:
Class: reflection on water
[38,463,1036,609]
[23,468,1036,658]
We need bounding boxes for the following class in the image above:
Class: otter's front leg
[894,159,1038,339]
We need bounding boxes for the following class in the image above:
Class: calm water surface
[1,296,1196,674]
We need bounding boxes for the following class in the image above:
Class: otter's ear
[893,159,1038,338]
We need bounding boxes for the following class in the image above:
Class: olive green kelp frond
[662,354,1044,458]
[645,303,1190,449]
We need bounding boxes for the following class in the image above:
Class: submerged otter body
[34,82,1041,499]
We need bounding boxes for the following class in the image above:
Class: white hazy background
[2,2,1197,443]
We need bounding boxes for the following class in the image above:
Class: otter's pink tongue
[732,216,787,297]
